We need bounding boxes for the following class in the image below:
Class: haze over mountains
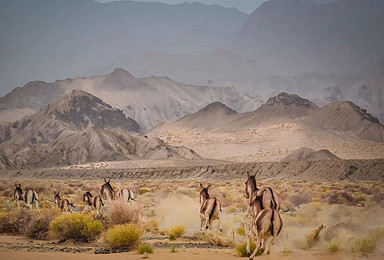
[0,0,246,95]
[233,0,384,75]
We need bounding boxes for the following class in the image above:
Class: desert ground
[0,178,383,260]
[149,122,384,162]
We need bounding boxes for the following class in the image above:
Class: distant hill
[232,0,384,75]
[281,147,341,162]
[0,91,201,168]
[0,69,265,131]
[163,92,318,131]
[170,102,238,130]
[153,92,384,143]
[304,101,384,142]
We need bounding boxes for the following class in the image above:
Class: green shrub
[137,244,154,254]
[49,213,103,242]
[168,225,185,240]
[236,241,256,257]
[105,223,143,249]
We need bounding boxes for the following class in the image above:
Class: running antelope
[246,208,283,258]
[53,190,74,212]
[100,178,135,203]
[199,183,223,232]
[245,172,280,218]
[82,192,104,216]
[13,184,40,212]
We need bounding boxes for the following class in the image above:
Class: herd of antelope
[12,173,282,259]
[13,178,135,216]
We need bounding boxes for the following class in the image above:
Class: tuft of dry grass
[107,201,141,226]
[168,225,186,240]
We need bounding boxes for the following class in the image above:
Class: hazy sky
[95,0,268,14]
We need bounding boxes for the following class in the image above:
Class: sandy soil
[150,123,384,162]
[1,240,381,260]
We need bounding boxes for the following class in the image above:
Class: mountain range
[0,68,266,131]
[0,90,201,168]
[157,92,384,142]
[150,92,384,162]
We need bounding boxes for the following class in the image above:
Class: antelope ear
[247,171,250,177]
[103,178,107,183]
[207,184,212,189]
[199,183,203,189]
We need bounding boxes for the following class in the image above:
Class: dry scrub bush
[143,219,159,232]
[25,211,57,239]
[328,192,356,205]
[49,213,103,242]
[289,193,312,206]
[236,240,256,257]
[328,241,339,253]
[168,225,186,240]
[105,223,143,249]
[0,209,33,234]
[108,201,141,226]
[353,236,377,253]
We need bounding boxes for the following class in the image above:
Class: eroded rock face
[0,90,201,168]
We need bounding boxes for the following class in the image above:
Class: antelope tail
[33,190,40,202]
[268,187,276,210]
[209,198,217,222]
[270,210,275,237]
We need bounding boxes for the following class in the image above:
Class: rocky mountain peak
[262,92,318,109]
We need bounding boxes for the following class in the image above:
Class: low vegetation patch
[105,223,143,249]
[236,241,256,257]
[168,225,186,240]
[137,244,154,254]
[328,241,339,253]
[353,236,377,254]
[108,201,141,226]
[49,213,103,242]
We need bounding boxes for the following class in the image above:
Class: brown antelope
[83,191,104,216]
[100,178,135,203]
[53,190,74,212]
[245,172,282,257]
[199,183,223,232]
[245,172,280,217]
[246,208,283,259]
[13,184,40,212]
